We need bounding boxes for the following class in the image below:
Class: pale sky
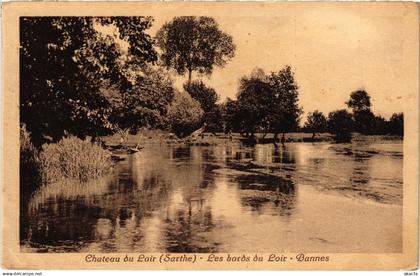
[147,4,410,120]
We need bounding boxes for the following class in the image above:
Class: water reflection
[21,140,403,253]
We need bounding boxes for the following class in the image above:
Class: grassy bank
[20,127,113,189]
[39,136,113,183]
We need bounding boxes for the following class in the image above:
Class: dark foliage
[388,113,404,136]
[167,92,203,137]
[20,17,160,146]
[327,109,354,142]
[227,66,302,139]
[183,80,223,132]
[304,110,328,139]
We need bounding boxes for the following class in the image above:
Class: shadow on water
[235,173,296,216]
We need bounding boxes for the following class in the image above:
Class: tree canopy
[156,16,236,85]
[184,80,219,113]
[327,109,354,142]
[267,66,303,137]
[345,90,374,134]
[232,66,302,139]
[304,110,327,138]
[388,113,404,136]
[167,92,204,137]
[184,80,223,132]
[346,90,371,112]
[20,17,165,146]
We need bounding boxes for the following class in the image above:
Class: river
[20,139,403,253]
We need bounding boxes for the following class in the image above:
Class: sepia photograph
[2,1,418,270]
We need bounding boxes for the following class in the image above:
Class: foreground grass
[21,126,113,188]
[39,136,113,183]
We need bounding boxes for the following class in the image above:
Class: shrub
[327,109,354,142]
[39,136,112,183]
[167,91,204,137]
[20,125,40,189]
[388,113,404,136]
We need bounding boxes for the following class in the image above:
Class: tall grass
[39,136,113,183]
[20,125,41,189]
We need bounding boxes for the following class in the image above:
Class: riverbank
[102,131,402,148]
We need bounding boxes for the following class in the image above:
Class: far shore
[101,131,403,148]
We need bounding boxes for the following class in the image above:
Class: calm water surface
[20,141,403,253]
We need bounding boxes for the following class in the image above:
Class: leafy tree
[221,98,241,134]
[346,90,371,113]
[235,70,272,138]
[184,80,218,113]
[327,109,354,142]
[304,110,327,139]
[267,66,303,141]
[233,66,302,143]
[103,66,175,138]
[353,109,375,134]
[183,80,222,132]
[371,115,388,135]
[20,17,158,146]
[167,92,204,137]
[205,105,224,133]
[346,90,374,134]
[156,16,236,86]
[388,113,404,136]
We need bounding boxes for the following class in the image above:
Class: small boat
[127,147,140,154]
[111,154,126,162]
[127,143,144,154]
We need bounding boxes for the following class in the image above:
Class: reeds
[20,125,41,188]
[39,136,113,183]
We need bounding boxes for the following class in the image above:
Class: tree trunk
[188,69,192,88]
[281,133,286,146]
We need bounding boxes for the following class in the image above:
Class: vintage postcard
[1,1,419,270]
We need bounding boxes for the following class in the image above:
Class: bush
[388,113,404,136]
[20,125,40,189]
[39,136,112,183]
[327,109,354,142]
[167,92,204,137]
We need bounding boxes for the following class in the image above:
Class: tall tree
[346,90,371,112]
[156,16,236,86]
[267,65,303,142]
[346,90,374,134]
[20,17,159,146]
[304,110,327,140]
[235,70,272,138]
[233,66,302,143]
